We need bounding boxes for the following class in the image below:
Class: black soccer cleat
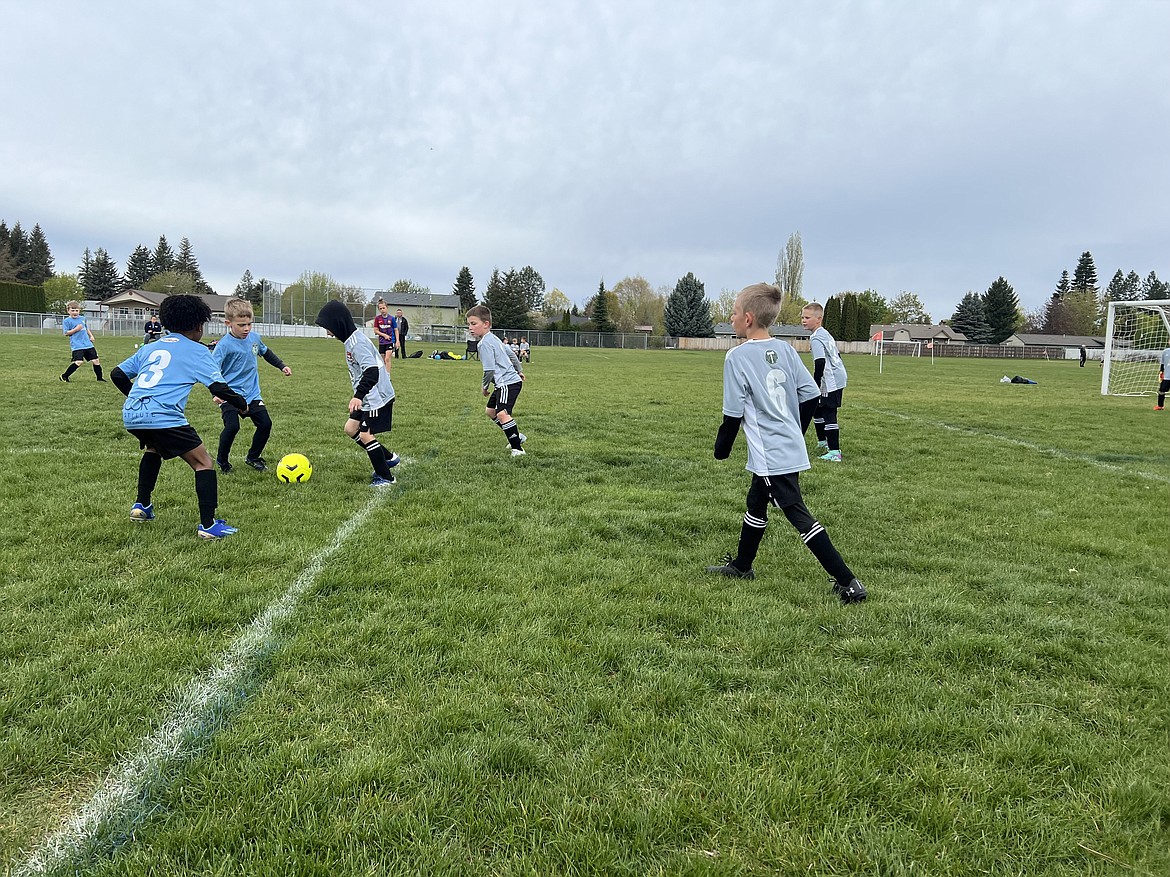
[245,457,268,472]
[705,554,755,580]
[833,578,868,604]
[217,460,233,475]
[59,374,70,383]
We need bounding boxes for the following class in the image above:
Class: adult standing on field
[1079,345,1087,367]
[395,308,410,358]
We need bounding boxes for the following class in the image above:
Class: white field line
[858,404,1170,486]
[14,492,388,876]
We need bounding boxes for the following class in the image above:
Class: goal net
[1101,300,1170,396]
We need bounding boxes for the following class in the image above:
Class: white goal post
[1101,300,1170,396]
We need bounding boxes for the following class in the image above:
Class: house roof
[870,323,968,342]
[713,322,811,338]
[102,289,236,313]
[1011,333,1106,347]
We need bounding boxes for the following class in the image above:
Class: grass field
[2,335,1168,876]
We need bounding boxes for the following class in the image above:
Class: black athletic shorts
[747,472,805,511]
[379,344,394,355]
[816,388,844,410]
[128,425,203,459]
[349,400,393,434]
[71,346,99,362]
[487,380,522,415]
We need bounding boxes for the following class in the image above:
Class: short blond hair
[224,299,254,319]
[737,283,783,328]
[802,302,824,317]
[66,300,81,310]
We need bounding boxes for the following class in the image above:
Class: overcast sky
[5,0,1169,320]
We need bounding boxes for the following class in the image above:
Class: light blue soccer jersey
[478,331,521,388]
[343,330,394,410]
[809,326,847,394]
[117,334,225,429]
[214,330,268,402]
[62,316,93,351]
[723,338,820,476]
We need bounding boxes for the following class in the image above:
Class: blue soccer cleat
[385,451,401,468]
[197,519,239,540]
[370,474,396,487]
[129,502,155,523]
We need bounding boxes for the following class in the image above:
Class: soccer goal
[1101,300,1170,396]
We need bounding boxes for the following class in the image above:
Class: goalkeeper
[1157,345,1170,410]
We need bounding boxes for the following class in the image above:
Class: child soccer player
[60,300,106,382]
[519,337,531,362]
[707,283,867,604]
[1156,345,1170,410]
[467,305,527,456]
[314,300,400,486]
[213,299,292,473]
[373,299,396,371]
[801,301,848,462]
[110,295,248,540]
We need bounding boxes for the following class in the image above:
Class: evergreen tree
[0,221,8,250]
[822,296,842,338]
[252,278,271,311]
[123,245,155,291]
[235,269,256,300]
[1071,251,1098,293]
[152,236,175,274]
[1123,270,1142,300]
[6,222,29,281]
[175,237,212,293]
[25,224,54,285]
[1104,270,1126,304]
[82,248,121,301]
[453,266,477,312]
[1141,270,1169,300]
[484,268,530,331]
[1055,270,1070,299]
[514,266,545,313]
[950,291,992,343]
[663,272,713,337]
[591,280,615,333]
[982,276,1020,344]
[77,248,93,297]
[840,292,859,341]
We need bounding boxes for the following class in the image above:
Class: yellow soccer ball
[276,453,313,483]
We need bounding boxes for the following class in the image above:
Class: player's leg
[131,445,162,522]
[1157,378,1168,409]
[774,476,865,603]
[820,408,840,458]
[62,353,83,381]
[812,399,828,450]
[494,384,524,452]
[245,401,272,469]
[349,409,395,482]
[87,348,105,382]
[217,405,241,472]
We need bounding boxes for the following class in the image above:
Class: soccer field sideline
[14,493,392,876]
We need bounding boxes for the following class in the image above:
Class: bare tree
[774,231,807,323]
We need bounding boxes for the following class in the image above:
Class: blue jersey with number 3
[117,334,225,429]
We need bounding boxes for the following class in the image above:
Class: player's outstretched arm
[111,367,134,396]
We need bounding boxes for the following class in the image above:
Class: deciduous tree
[888,291,932,324]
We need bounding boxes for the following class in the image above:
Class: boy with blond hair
[212,298,292,473]
[60,300,106,382]
[707,283,866,603]
[467,305,527,456]
[800,301,848,461]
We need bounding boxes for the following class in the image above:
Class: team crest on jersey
[765,349,778,364]
[251,343,260,356]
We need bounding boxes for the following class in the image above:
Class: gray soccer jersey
[344,330,395,410]
[478,331,521,389]
[809,326,847,394]
[723,338,820,476]
[1161,347,1170,372]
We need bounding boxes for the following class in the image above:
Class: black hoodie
[315,300,357,340]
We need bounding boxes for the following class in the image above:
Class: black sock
[358,436,393,478]
[195,469,218,528]
[63,363,79,379]
[137,453,162,506]
[826,426,840,452]
[803,526,854,583]
[813,418,825,442]
[502,421,522,450]
[94,364,104,380]
[733,513,767,571]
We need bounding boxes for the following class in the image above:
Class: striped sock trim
[800,522,825,543]
[743,513,767,529]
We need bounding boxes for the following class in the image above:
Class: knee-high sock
[733,512,767,571]
[812,417,826,442]
[63,363,80,379]
[93,363,104,380]
[137,453,162,506]
[355,434,393,478]
[824,422,840,452]
[801,524,854,583]
[195,469,218,528]
[498,418,523,450]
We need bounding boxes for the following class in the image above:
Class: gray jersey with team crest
[809,326,847,394]
[344,330,395,411]
[723,338,820,476]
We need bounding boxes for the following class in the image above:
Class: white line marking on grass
[14,492,388,876]
[858,404,1170,486]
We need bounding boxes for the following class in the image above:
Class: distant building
[364,291,462,335]
[869,323,969,344]
[102,289,234,322]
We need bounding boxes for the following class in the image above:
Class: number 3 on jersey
[136,348,172,388]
